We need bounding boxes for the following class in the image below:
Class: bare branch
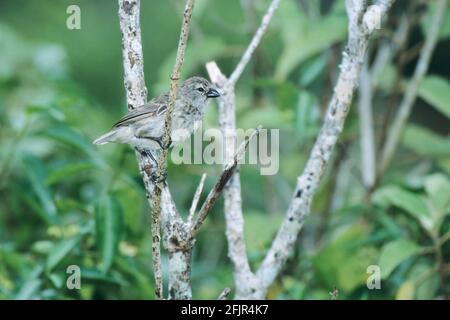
[255,0,395,295]
[207,61,260,299]
[187,173,207,225]
[228,0,280,85]
[190,127,260,238]
[206,0,280,299]
[217,288,231,300]
[118,0,165,299]
[358,60,376,188]
[118,0,147,109]
[379,0,448,176]
[358,14,410,192]
[371,14,410,87]
[150,0,195,299]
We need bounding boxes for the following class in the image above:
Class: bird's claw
[157,136,172,150]
[151,171,167,185]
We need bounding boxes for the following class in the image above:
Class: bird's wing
[113,93,168,128]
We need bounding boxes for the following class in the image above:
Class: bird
[93,76,220,164]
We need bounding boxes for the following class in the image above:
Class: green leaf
[275,0,347,80]
[275,81,299,111]
[46,161,95,185]
[409,263,440,299]
[244,211,283,253]
[15,279,41,300]
[312,225,378,293]
[402,125,450,157]
[299,55,326,87]
[421,4,450,40]
[95,195,123,273]
[396,281,415,300]
[296,90,320,140]
[373,185,433,230]
[22,155,58,224]
[418,76,450,119]
[378,239,421,279]
[81,268,128,286]
[40,126,104,166]
[31,240,54,255]
[424,173,450,211]
[48,273,64,289]
[238,106,293,130]
[46,236,81,273]
[377,64,397,91]
[15,265,44,299]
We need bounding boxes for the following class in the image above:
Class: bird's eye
[197,87,205,93]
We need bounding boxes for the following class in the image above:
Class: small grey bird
[93,76,220,162]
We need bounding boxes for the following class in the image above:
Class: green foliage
[418,76,450,119]
[313,225,378,293]
[378,239,421,279]
[95,196,123,273]
[275,0,347,80]
[0,0,449,300]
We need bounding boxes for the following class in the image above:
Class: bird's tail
[92,130,118,145]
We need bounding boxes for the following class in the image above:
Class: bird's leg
[138,148,167,185]
[151,171,167,186]
[154,135,172,150]
[138,148,157,177]
[136,135,172,150]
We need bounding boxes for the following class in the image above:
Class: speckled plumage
[93,77,220,152]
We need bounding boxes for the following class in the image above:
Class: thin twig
[150,0,196,299]
[358,60,376,189]
[190,127,261,237]
[187,173,207,225]
[217,288,231,300]
[378,0,448,177]
[228,0,280,85]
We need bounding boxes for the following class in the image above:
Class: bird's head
[180,76,220,109]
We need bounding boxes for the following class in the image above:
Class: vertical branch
[255,0,395,296]
[378,0,448,177]
[118,0,165,299]
[358,60,376,189]
[207,63,259,299]
[206,0,281,299]
[118,0,147,110]
[151,0,196,300]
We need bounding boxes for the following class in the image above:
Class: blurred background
[0,0,449,299]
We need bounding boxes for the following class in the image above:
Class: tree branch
[118,0,167,299]
[228,0,280,85]
[150,0,195,299]
[255,0,395,296]
[358,60,376,189]
[206,0,280,299]
[378,0,448,177]
[190,127,261,238]
[187,173,207,225]
[206,62,259,299]
[217,288,231,300]
[118,0,147,110]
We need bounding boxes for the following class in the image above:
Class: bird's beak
[206,88,220,98]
